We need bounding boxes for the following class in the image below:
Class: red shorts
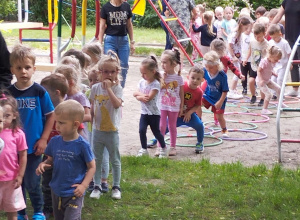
[202,98,225,114]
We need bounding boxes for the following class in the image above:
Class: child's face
[268,55,281,64]
[270,32,282,43]
[242,24,251,33]
[3,104,16,129]
[10,58,35,88]
[205,64,219,75]
[88,72,99,88]
[255,13,262,19]
[254,32,265,42]
[99,63,118,82]
[188,71,203,89]
[55,113,78,140]
[0,110,3,133]
[224,9,233,20]
[161,54,176,74]
[215,11,223,21]
[140,65,155,82]
[244,24,252,35]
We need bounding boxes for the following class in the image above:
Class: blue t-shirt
[45,135,94,197]
[8,82,54,154]
[203,68,229,109]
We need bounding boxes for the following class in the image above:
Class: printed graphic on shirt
[16,97,36,110]
[109,11,128,26]
[161,81,178,106]
[94,94,116,131]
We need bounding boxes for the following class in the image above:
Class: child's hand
[183,112,192,123]
[240,75,246,81]
[72,184,86,197]
[34,138,47,156]
[102,79,113,89]
[178,108,184,118]
[214,101,222,110]
[36,163,52,176]
[14,175,23,189]
[272,72,278,77]
[242,61,247,67]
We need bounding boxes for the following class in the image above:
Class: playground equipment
[132,0,203,65]
[276,35,300,162]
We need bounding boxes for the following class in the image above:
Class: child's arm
[15,149,27,189]
[83,107,91,123]
[72,159,96,197]
[36,155,53,176]
[215,91,228,110]
[103,79,122,108]
[179,85,184,116]
[34,112,55,156]
[221,56,245,80]
[221,28,228,38]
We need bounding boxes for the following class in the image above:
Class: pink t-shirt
[0,128,28,181]
[160,73,184,112]
[257,58,275,84]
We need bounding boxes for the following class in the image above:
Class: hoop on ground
[203,120,258,131]
[212,129,268,141]
[224,112,270,123]
[165,134,223,147]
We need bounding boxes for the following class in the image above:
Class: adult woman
[99,0,135,88]
[271,0,300,96]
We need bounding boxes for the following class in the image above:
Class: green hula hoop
[165,134,223,148]
[203,120,258,131]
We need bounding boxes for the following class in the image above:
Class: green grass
[1,26,165,55]
[2,157,299,219]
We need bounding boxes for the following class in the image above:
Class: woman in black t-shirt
[98,0,135,88]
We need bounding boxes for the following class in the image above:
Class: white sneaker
[137,148,149,157]
[90,186,101,199]
[285,90,299,97]
[261,109,273,115]
[227,90,235,99]
[111,187,121,200]
[169,147,177,156]
[159,147,169,158]
[154,148,160,157]
[227,90,243,99]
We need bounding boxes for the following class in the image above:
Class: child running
[202,51,229,137]
[221,7,237,42]
[89,51,123,200]
[257,46,284,115]
[157,49,184,157]
[134,56,167,158]
[0,93,27,220]
[36,100,96,220]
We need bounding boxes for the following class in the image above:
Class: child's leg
[139,114,149,149]
[230,75,239,91]
[159,110,168,146]
[216,113,226,130]
[92,129,105,187]
[101,148,109,184]
[241,62,250,91]
[42,155,53,214]
[167,111,179,148]
[184,113,204,144]
[149,115,166,148]
[249,77,256,96]
[7,212,17,220]
[260,83,272,110]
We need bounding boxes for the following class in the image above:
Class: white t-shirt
[250,39,269,71]
[268,38,291,70]
[241,32,254,62]
[138,79,161,115]
[89,83,123,132]
[214,19,223,39]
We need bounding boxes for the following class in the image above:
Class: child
[0,93,27,220]
[192,11,217,55]
[157,49,184,157]
[227,16,252,99]
[36,100,96,220]
[133,56,167,158]
[40,73,69,219]
[255,6,267,19]
[221,7,237,42]
[268,24,291,99]
[8,44,55,220]
[242,23,269,104]
[202,51,229,137]
[89,50,123,200]
[267,9,285,37]
[0,106,3,158]
[214,6,224,39]
[82,42,102,68]
[257,46,283,115]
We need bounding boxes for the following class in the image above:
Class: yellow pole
[48,0,52,24]
[54,0,58,24]
[82,0,87,45]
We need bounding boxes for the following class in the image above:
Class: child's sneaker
[17,214,29,220]
[90,186,101,199]
[258,99,264,107]
[101,182,109,193]
[154,148,160,157]
[159,147,169,158]
[285,90,298,97]
[221,129,229,138]
[195,143,204,154]
[250,95,257,104]
[87,180,94,192]
[43,207,53,220]
[111,186,121,200]
[169,147,177,156]
[261,109,273,115]
[137,148,149,157]
[32,212,46,220]
[272,95,277,100]
[242,88,247,95]
[147,139,157,148]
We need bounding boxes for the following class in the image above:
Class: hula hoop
[211,129,268,141]
[165,134,223,147]
[224,112,270,123]
[270,96,300,105]
[203,120,258,131]
[236,102,277,109]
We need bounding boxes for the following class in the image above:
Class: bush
[0,0,17,20]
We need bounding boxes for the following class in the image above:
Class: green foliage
[133,1,161,29]
[0,0,17,20]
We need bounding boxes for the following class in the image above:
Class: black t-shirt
[0,31,12,88]
[282,0,300,43]
[101,2,133,36]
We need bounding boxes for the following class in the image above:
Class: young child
[40,73,69,219]
[0,106,3,158]
[0,93,27,220]
[133,56,167,158]
[268,24,291,99]
[157,49,184,157]
[255,6,267,19]
[36,100,96,220]
[227,16,252,99]
[242,23,269,104]
[89,51,123,200]
[257,46,283,115]
[82,42,102,68]
[221,7,237,42]
[8,44,55,220]
[192,11,217,55]
[202,51,229,137]
[214,6,224,39]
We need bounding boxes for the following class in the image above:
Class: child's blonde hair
[235,16,252,41]
[268,24,281,36]
[41,74,69,98]
[141,55,161,82]
[54,99,84,123]
[268,45,282,59]
[54,64,81,90]
[10,44,36,66]
[215,6,223,14]
[189,65,204,78]
[210,39,227,57]
[59,55,81,71]
[203,50,223,71]
[161,48,181,75]
[82,42,102,62]
[197,3,206,13]
[203,11,216,37]
[224,6,234,16]
[62,49,86,69]
[98,50,121,82]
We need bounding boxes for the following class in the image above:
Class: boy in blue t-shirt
[36,100,96,220]
[8,44,55,220]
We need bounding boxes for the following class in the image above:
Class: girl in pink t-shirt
[257,46,284,115]
[0,93,27,219]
